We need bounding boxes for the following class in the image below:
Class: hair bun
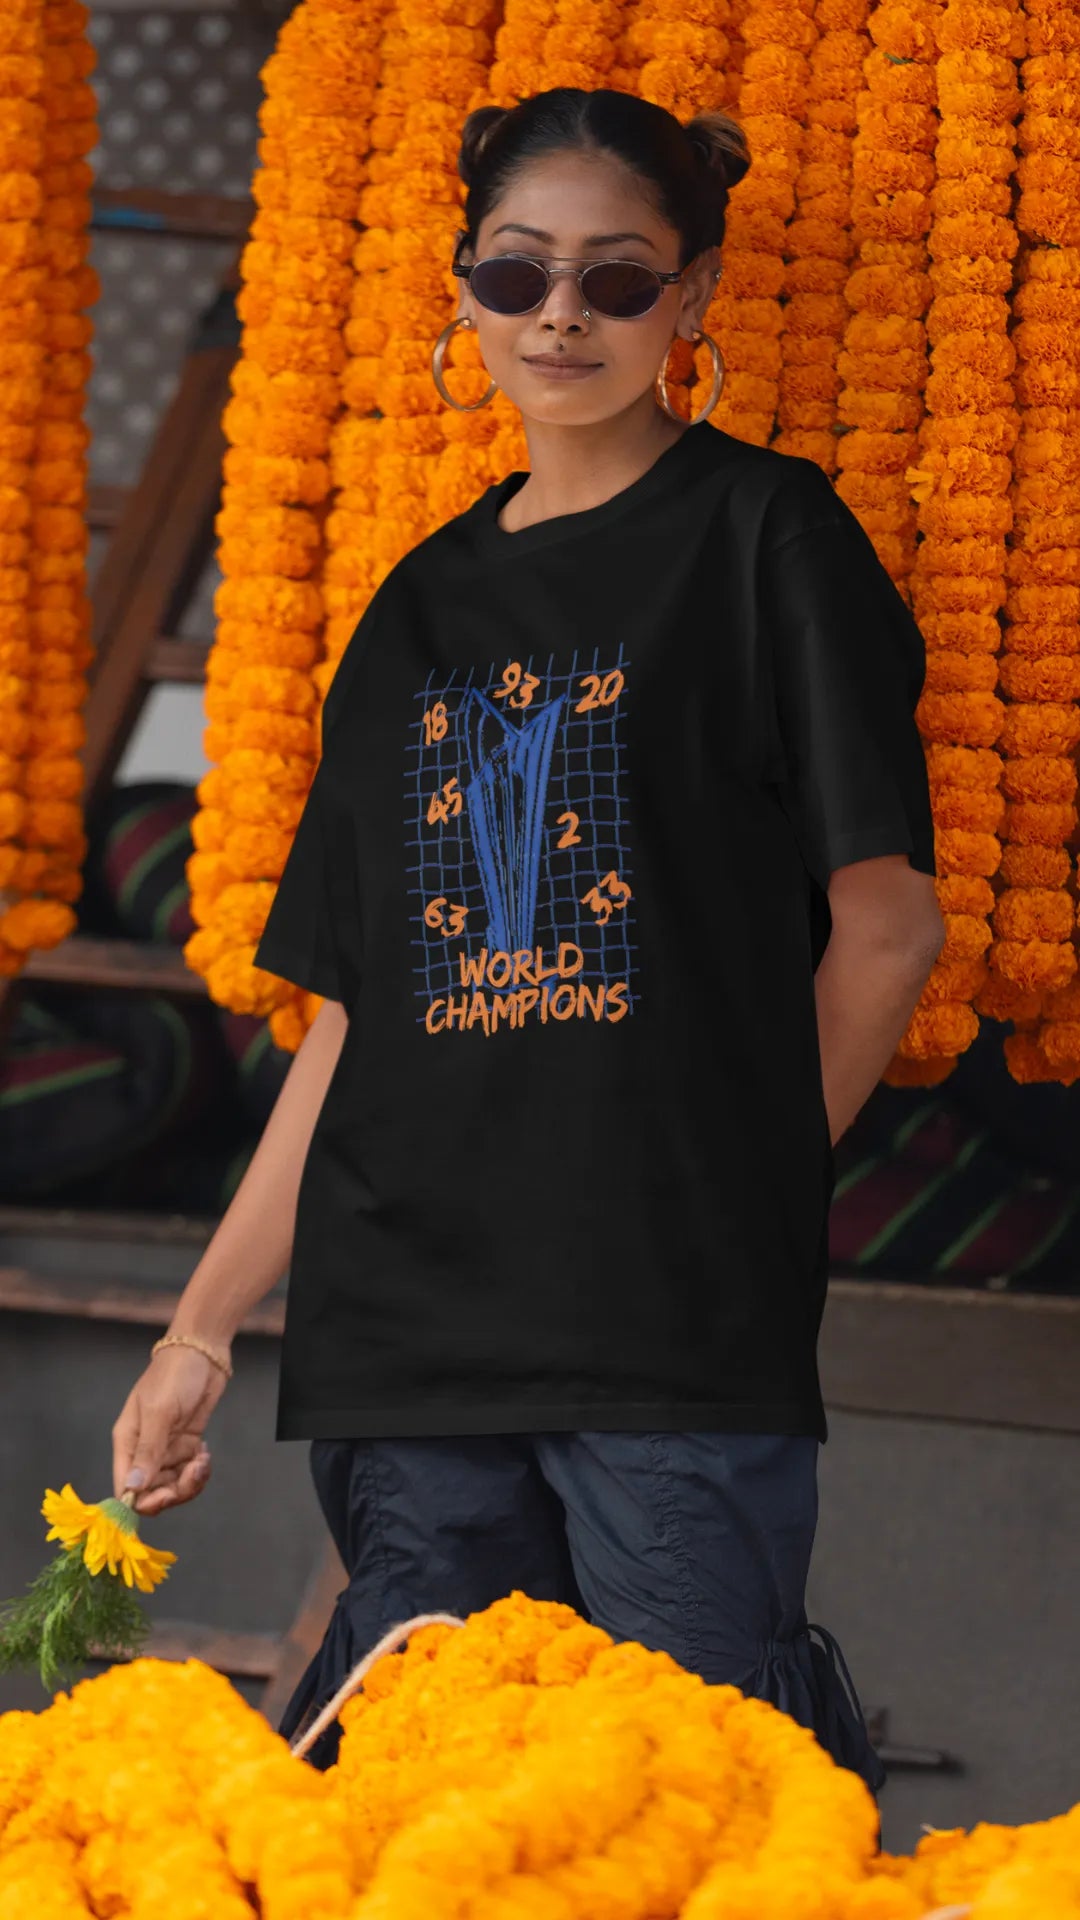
[683,110,751,191]
[457,105,511,187]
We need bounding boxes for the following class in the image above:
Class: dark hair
[454,88,750,274]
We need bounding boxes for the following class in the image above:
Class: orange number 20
[575,668,624,713]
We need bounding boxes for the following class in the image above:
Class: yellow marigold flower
[41,1485,176,1594]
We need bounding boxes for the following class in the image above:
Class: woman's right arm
[111,997,349,1515]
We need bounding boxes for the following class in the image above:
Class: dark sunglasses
[452,251,684,320]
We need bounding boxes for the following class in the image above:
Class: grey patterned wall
[86,5,279,779]
[87,7,271,488]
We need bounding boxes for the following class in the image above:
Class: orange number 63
[424,896,469,938]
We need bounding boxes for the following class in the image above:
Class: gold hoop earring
[655,328,725,426]
[431,316,498,411]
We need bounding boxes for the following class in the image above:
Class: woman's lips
[522,358,602,379]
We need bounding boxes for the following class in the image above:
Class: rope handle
[288,1611,466,1760]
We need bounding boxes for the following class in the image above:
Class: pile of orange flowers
[0,1593,1077,1918]
[178,0,1080,1083]
[0,0,95,982]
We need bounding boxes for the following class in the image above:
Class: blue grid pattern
[405,644,637,1022]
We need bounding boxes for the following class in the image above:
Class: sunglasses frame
[452,250,685,319]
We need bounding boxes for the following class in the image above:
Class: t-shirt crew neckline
[480,423,717,558]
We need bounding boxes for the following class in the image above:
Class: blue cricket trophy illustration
[461,686,566,953]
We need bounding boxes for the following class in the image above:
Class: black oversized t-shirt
[254,424,936,1443]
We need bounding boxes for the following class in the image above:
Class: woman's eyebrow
[489,223,658,251]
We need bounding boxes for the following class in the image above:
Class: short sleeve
[253,755,360,1006]
[763,508,937,891]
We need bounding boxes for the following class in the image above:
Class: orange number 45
[427,776,463,826]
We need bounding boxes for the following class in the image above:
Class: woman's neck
[499,409,687,533]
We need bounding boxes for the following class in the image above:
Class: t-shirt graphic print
[253,422,938,1442]
[412,649,635,1039]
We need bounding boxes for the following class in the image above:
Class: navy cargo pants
[277,1428,885,1797]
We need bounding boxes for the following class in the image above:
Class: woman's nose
[535,269,590,325]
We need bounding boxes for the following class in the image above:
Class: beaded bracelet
[151,1332,234,1379]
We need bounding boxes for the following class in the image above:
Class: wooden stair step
[0,1262,283,1335]
[94,1620,281,1682]
[20,935,206,995]
[0,1204,216,1246]
[88,485,132,532]
[92,187,254,242]
[146,635,211,683]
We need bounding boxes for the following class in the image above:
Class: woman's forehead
[478,156,670,251]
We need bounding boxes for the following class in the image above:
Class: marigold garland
[611,0,736,132]
[996,0,1080,1082]
[182,0,394,1051]
[701,0,819,448]
[827,0,943,1086]
[0,0,95,982]
[772,0,872,473]
[0,1594,1077,1917]
[889,0,1021,1080]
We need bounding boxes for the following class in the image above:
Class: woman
[112,88,945,1791]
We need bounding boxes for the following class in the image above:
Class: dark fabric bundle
[80,780,197,945]
[829,1024,1080,1294]
[0,989,219,1199]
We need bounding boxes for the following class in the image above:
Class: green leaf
[0,1545,150,1694]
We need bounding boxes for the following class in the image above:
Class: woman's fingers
[111,1387,141,1500]
[111,1350,226,1509]
[132,1449,211,1516]
[172,1448,213,1507]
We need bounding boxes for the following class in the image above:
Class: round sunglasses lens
[580,261,662,317]
[470,257,549,314]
